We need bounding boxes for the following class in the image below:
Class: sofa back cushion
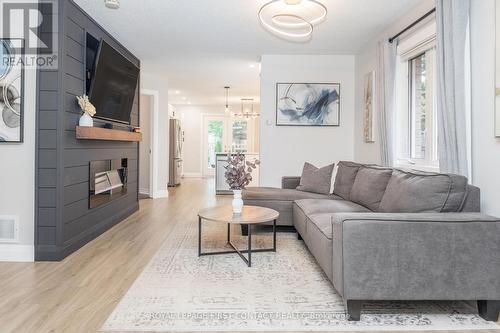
[332,161,363,200]
[378,169,468,213]
[350,166,393,211]
[296,162,334,195]
[461,185,480,212]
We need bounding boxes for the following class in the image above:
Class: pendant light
[224,86,230,113]
[234,98,260,118]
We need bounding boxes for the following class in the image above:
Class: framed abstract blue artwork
[276,83,340,126]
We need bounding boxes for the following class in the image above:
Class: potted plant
[224,153,260,214]
[76,95,96,127]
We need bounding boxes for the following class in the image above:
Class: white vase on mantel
[232,189,243,214]
[79,113,93,127]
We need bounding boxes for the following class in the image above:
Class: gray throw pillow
[296,162,334,195]
[350,166,393,211]
[333,161,364,200]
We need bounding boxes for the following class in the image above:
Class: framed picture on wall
[0,38,24,143]
[276,83,340,126]
[363,71,375,143]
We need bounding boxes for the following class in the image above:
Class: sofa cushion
[350,166,393,211]
[244,199,294,226]
[293,202,309,237]
[294,199,370,216]
[243,187,337,201]
[378,169,468,213]
[333,161,363,200]
[306,214,333,240]
[303,214,333,281]
[303,214,335,282]
[296,162,335,195]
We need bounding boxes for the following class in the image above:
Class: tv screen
[89,40,139,124]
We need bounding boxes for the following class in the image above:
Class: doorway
[202,115,255,177]
[202,116,227,177]
[139,95,152,197]
[139,89,160,198]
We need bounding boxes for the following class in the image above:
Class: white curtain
[436,0,471,176]
[376,40,398,166]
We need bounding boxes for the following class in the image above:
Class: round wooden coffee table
[197,205,279,267]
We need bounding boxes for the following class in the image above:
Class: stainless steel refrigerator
[168,119,183,187]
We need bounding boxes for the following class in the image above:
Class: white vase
[79,113,93,127]
[232,189,243,214]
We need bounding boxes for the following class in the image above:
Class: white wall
[259,55,356,187]
[354,0,434,164]
[141,71,169,197]
[470,0,500,216]
[177,105,260,177]
[0,66,36,261]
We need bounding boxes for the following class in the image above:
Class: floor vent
[0,216,19,242]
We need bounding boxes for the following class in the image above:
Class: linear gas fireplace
[89,158,128,209]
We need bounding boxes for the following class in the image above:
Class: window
[231,120,248,153]
[408,49,437,162]
[395,20,438,171]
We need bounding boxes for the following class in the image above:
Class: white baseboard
[139,188,150,196]
[182,173,202,178]
[0,244,34,262]
[152,189,169,199]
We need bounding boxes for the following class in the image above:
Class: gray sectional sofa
[243,161,500,321]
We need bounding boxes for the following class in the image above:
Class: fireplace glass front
[89,158,128,208]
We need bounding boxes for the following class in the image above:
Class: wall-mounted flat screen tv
[89,40,139,124]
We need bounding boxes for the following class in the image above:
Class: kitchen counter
[215,152,260,156]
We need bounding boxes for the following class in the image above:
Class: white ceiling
[74,0,422,107]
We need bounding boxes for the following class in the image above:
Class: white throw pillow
[330,163,339,194]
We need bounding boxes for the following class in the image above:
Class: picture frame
[276,82,340,126]
[0,38,24,143]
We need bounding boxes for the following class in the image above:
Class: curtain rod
[388,8,436,43]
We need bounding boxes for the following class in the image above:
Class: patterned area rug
[102,218,498,332]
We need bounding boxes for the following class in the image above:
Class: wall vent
[0,216,19,243]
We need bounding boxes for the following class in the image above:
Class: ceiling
[74,0,422,107]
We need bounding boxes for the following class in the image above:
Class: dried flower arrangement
[224,153,260,190]
[76,95,96,117]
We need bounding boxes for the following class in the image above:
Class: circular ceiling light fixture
[258,0,327,40]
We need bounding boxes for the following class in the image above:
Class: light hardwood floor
[0,178,498,333]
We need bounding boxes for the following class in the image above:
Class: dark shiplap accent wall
[35,0,140,260]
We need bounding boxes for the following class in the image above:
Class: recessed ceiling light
[249,64,256,68]
[187,101,191,105]
[104,0,120,9]
[174,90,180,95]
[182,97,187,101]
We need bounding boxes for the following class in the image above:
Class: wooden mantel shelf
[76,126,142,142]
